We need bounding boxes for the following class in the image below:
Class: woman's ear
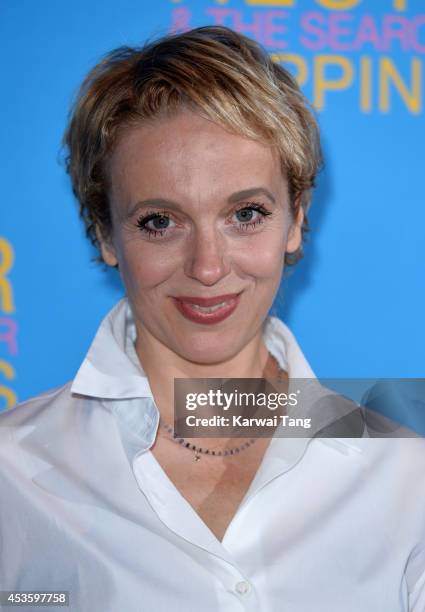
[286,205,304,254]
[95,225,118,267]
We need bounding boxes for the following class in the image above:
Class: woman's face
[100,109,302,365]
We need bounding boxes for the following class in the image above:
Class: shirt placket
[133,448,263,610]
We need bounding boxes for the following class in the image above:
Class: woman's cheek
[234,235,285,279]
[121,243,182,290]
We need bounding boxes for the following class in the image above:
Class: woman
[0,25,424,612]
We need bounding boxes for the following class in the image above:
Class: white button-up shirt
[0,298,424,611]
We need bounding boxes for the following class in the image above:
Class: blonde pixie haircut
[64,25,322,265]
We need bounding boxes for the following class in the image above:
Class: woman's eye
[233,203,272,230]
[235,208,258,223]
[235,208,254,222]
[136,213,175,237]
[148,216,171,230]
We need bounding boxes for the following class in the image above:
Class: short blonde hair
[63,25,322,265]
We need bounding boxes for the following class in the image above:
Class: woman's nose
[183,227,230,286]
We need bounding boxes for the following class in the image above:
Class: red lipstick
[172,293,241,325]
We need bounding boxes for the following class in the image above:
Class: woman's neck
[134,327,273,430]
[135,329,270,381]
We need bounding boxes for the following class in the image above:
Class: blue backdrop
[1,0,424,410]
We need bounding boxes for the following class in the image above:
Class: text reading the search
[170,4,423,113]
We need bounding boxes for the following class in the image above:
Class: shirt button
[235,580,251,595]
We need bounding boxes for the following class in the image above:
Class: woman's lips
[172,293,241,325]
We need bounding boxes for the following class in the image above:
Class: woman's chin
[170,334,244,367]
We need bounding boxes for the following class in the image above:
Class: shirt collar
[71,297,315,400]
[70,297,363,456]
[71,298,153,399]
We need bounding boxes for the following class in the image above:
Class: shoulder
[344,436,425,534]
[0,381,89,470]
[0,381,74,430]
[356,435,425,473]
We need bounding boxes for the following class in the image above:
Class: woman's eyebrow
[228,187,276,204]
[127,187,276,218]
